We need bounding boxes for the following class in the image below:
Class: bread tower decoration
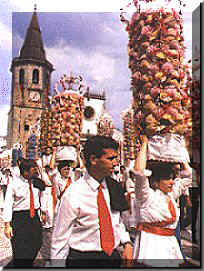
[97,111,114,137]
[120,0,192,162]
[121,103,140,161]
[40,72,85,156]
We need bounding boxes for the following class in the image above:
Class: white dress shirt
[40,186,55,228]
[0,172,9,186]
[3,175,45,222]
[51,171,131,260]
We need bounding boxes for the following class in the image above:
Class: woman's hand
[4,222,13,239]
[134,135,148,172]
[41,211,47,225]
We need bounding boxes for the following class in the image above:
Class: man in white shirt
[3,159,46,268]
[50,136,133,268]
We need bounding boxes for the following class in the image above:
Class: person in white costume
[52,146,78,202]
[3,159,47,268]
[131,135,193,267]
[35,146,78,267]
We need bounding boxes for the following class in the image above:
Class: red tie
[97,184,115,256]
[29,181,35,218]
[47,173,57,210]
[59,177,72,199]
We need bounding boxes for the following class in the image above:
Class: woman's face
[60,165,71,178]
[159,177,175,194]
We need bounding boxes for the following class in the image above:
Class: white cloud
[46,39,115,87]
[0,21,12,51]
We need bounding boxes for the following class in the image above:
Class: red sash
[137,198,176,236]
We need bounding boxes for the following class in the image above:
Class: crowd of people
[0,135,200,268]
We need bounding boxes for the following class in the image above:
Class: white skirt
[133,230,184,267]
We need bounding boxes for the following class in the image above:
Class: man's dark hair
[19,159,45,191]
[82,135,119,169]
[19,159,38,176]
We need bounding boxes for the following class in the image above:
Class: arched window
[19,69,24,85]
[24,124,29,131]
[46,72,50,87]
[32,69,39,84]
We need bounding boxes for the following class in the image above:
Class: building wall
[7,106,43,156]
[82,97,105,135]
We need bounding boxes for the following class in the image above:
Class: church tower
[7,6,54,156]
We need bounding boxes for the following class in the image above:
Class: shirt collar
[84,171,106,192]
[20,175,29,183]
[156,188,171,198]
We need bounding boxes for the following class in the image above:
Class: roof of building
[19,9,46,61]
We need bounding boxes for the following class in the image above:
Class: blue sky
[0,0,201,137]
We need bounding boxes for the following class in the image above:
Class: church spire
[19,5,46,61]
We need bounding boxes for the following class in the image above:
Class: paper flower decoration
[121,7,192,141]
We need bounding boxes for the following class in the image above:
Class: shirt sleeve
[2,182,14,222]
[126,178,135,193]
[118,216,131,245]
[183,187,190,196]
[172,175,192,200]
[41,168,52,186]
[50,189,79,260]
[40,187,49,213]
[132,170,151,204]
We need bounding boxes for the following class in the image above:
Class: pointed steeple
[19,5,46,61]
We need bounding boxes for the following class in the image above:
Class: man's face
[23,165,39,179]
[28,166,39,178]
[93,148,119,177]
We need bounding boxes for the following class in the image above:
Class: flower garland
[191,48,200,150]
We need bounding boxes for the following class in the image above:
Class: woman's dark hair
[147,161,175,189]
[82,135,119,169]
[57,160,73,173]
[19,159,37,176]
